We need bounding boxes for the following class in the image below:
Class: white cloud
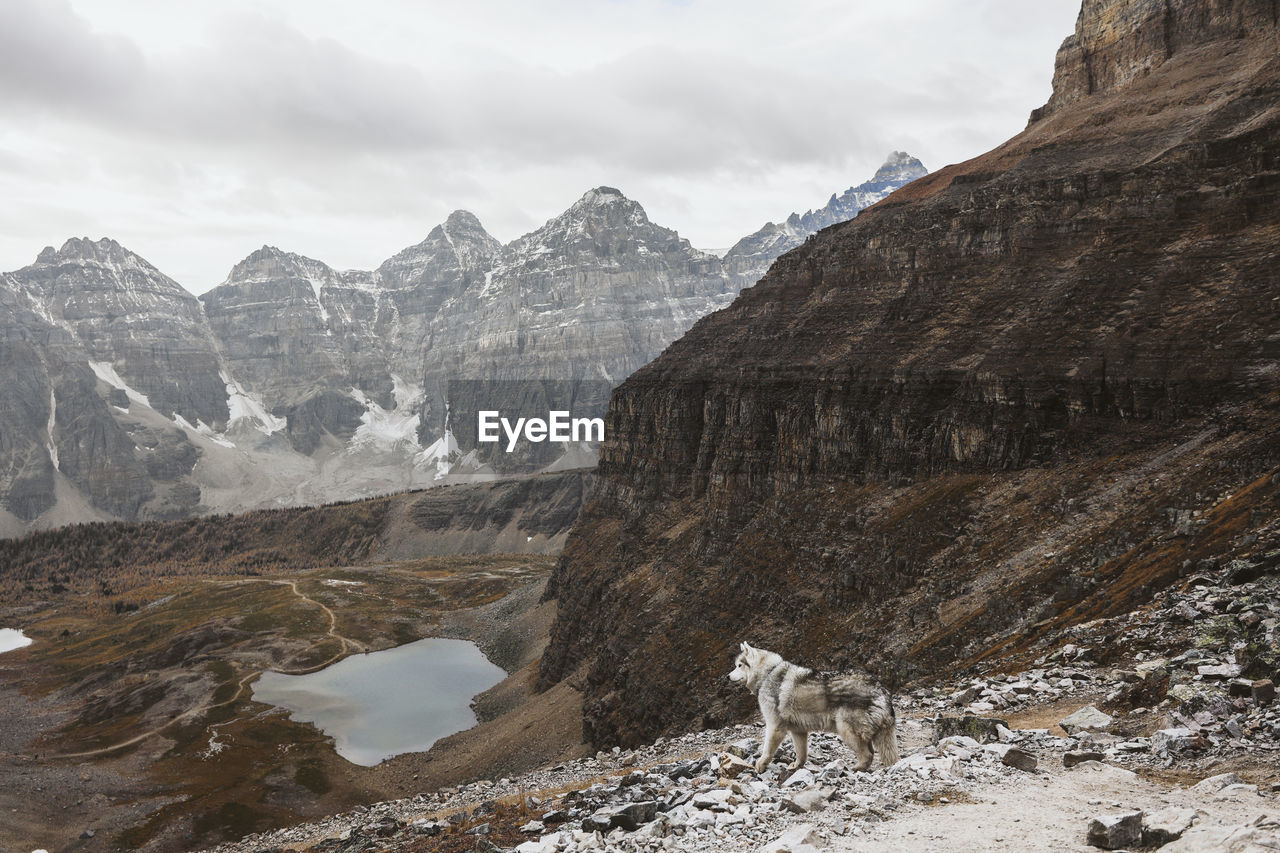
[0,0,1080,291]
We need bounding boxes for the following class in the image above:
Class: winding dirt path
[58,577,365,759]
[267,578,368,659]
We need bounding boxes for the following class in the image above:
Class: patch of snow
[221,370,286,435]
[416,428,460,477]
[350,388,423,453]
[304,275,330,324]
[45,388,59,470]
[199,724,231,760]
[89,361,151,408]
[173,413,236,448]
[390,373,424,411]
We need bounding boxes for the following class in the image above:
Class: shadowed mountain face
[537,0,1280,747]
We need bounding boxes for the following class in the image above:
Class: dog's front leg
[788,728,808,769]
[756,724,784,773]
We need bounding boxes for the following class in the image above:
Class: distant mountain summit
[13,236,228,427]
[723,152,927,286]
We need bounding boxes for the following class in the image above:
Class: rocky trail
[202,563,1279,853]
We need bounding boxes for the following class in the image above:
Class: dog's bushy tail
[874,723,899,766]
[874,700,900,766]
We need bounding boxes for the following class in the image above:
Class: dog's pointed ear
[740,641,752,654]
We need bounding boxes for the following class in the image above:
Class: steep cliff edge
[538,0,1280,746]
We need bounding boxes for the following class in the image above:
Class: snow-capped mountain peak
[722,152,929,287]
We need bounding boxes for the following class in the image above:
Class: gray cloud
[0,0,144,108]
[0,0,1081,290]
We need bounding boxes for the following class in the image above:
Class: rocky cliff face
[0,241,223,526]
[722,153,927,288]
[538,0,1280,747]
[196,191,732,473]
[13,238,228,426]
[1033,0,1280,121]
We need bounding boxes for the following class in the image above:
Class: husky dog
[728,642,898,772]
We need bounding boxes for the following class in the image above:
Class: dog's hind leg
[788,728,809,770]
[756,724,785,773]
[836,718,873,771]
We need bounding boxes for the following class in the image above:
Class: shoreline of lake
[252,636,507,766]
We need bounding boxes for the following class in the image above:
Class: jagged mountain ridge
[419,187,736,469]
[0,156,922,533]
[536,0,1280,747]
[722,151,927,287]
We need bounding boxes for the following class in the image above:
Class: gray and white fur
[728,642,898,773]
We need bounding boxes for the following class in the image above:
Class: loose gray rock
[1143,806,1198,846]
[934,715,1009,744]
[1063,750,1106,768]
[1191,772,1244,793]
[761,823,826,853]
[1061,705,1114,735]
[1159,822,1280,851]
[999,746,1038,772]
[782,787,833,813]
[1152,728,1207,757]
[1087,811,1144,850]
[717,753,754,778]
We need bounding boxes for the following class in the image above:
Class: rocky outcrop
[0,206,614,528]
[203,190,737,472]
[723,152,928,287]
[379,470,595,557]
[1,470,591,598]
[376,210,502,384]
[200,211,503,426]
[538,0,1280,746]
[1032,0,1279,121]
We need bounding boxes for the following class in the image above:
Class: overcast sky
[0,0,1080,294]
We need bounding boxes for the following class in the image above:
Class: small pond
[251,637,506,766]
[0,628,32,654]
